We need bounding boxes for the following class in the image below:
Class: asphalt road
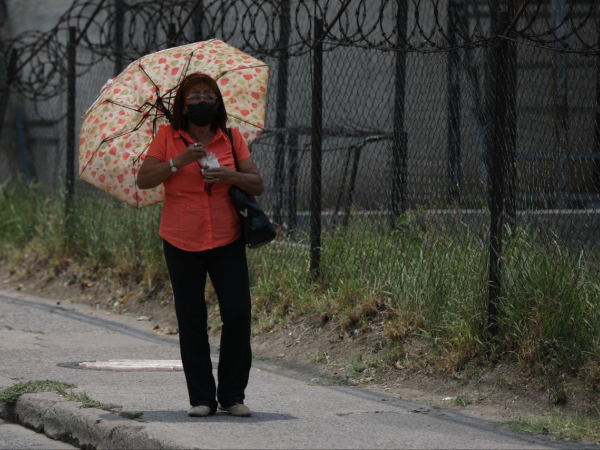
[0,289,590,449]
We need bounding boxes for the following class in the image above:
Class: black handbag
[226,129,276,249]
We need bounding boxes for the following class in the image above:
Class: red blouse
[146,125,251,252]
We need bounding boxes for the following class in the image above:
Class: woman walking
[136,73,263,417]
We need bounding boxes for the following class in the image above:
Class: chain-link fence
[1,0,599,340]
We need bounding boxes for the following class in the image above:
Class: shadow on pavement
[123,410,297,424]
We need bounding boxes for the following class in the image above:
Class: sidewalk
[0,289,588,449]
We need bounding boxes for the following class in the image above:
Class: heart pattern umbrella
[78,39,269,208]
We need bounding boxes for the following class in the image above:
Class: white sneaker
[218,404,251,417]
[187,405,213,417]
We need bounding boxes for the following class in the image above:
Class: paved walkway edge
[0,380,184,449]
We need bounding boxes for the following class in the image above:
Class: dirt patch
[1,257,599,426]
[251,319,599,422]
[0,257,180,334]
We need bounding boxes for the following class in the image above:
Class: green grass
[0,380,121,412]
[0,380,77,404]
[0,380,142,418]
[454,395,470,407]
[248,213,600,384]
[307,376,350,386]
[2,180,600,394]
[346,353,368,377]
[62,391,122,412]
[0,179,165,285]
[503,408,600,444]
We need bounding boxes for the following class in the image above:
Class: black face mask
[185,102,218,127]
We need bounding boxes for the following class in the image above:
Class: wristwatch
[169,158,178,173]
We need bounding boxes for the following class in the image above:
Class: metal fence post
[114,0,124,76]
[447,1,461,203]
[391,0,408,225]
[193,0,205,41]
[0,47,17,147]
[274,0,291,226]
[484,0,500,204]
[552,0,570,209]
[287,134,299,231]
[310,17,323,277]
[15,107,30,181]
[505,18,518,227]
[0,39,8,146]
[487,11,511,341]
[66,26,77,221]
[167,23,177,48]
[595,47,600,192]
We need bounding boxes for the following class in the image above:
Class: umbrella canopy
[78,39,269,208]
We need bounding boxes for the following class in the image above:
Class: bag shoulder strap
[179,134,191,146]
[226,128,240,173]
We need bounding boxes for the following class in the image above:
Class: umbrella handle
[156,97,173,122]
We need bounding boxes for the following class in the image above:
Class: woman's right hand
[174,143,207,167]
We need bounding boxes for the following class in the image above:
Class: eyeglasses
[186,93,218,105]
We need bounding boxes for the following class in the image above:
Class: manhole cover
[78,360,184,371]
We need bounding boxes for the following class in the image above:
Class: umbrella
[78,39,269,208]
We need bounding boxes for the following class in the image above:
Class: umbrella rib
[132,142,152,165]
[136,64,178,122]
[215,64,270,80]
[228,114,266,130]
[104,100,153,113]
[86,63,158,118]
[135,63,177,99]
[138,64,161,96]
[179,51,194,83]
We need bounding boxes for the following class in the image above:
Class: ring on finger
[194,142,199,147]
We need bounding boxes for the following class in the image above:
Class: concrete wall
[4,0,73,34]
[0,0,74,187]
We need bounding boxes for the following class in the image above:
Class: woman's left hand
[202,166,239,185]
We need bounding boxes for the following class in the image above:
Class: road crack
[335,410,404,417]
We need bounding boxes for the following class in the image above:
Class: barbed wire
[2,0,599,101]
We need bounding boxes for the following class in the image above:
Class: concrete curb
[0,378,186,449]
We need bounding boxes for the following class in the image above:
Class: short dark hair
[171,73,228,132]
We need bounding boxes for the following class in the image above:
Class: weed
[0,380,130,416]
[62,391,122,412]
[503,408,600,444]
[346,353,368,378]
[310,351,330,364]
[454,395,470,407]
[581,356,600,392]
[494,377,508,390]
[0,380,76,404]
[308,376,350,386]
[365,354,386,371]
[383,342,406,367]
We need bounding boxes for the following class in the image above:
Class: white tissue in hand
[200,152,220,171]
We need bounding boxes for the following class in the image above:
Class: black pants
[163,237,252,410]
